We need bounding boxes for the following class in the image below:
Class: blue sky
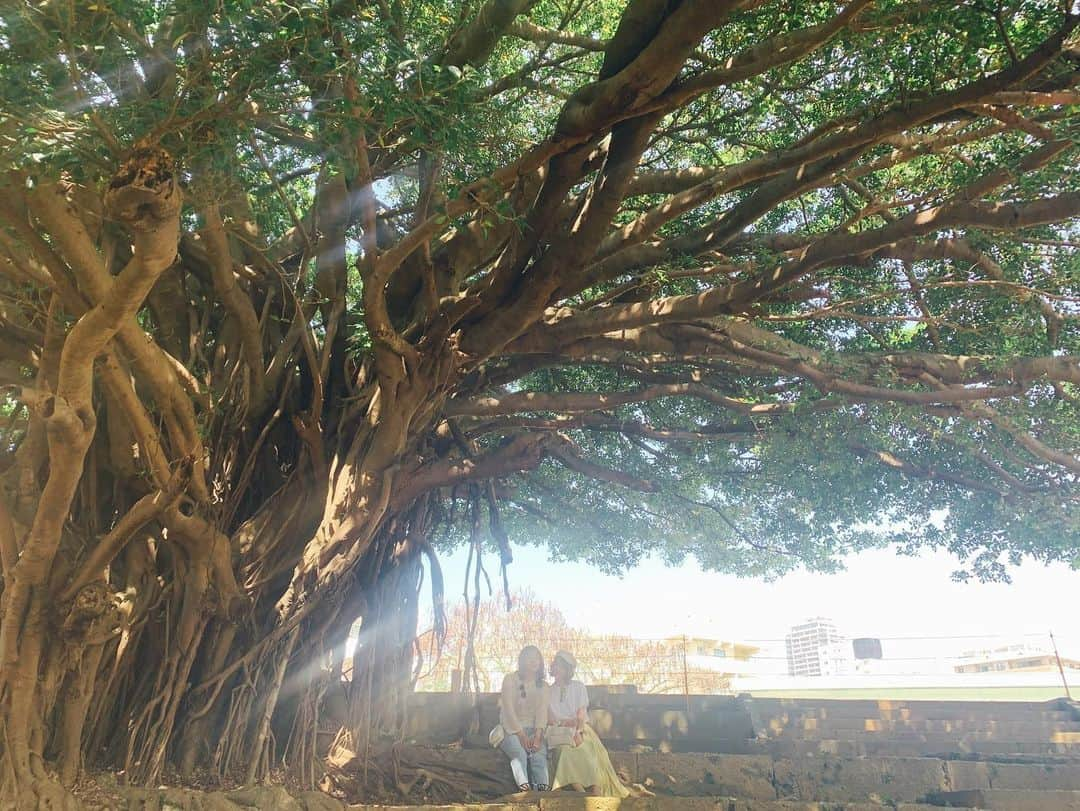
[421,543,1079,662]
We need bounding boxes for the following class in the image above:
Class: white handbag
[489,723,505,748]
[545,725,577,748]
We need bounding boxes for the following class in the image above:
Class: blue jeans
[499,727,549,788]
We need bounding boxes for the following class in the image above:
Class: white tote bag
[545,725,576,748]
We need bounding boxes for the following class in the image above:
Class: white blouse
[548,679,589,722]
[499,672,549,734]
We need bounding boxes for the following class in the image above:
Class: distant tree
[416,590,749,694]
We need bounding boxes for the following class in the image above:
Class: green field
[748,686,1068,702]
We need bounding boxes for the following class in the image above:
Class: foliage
[0,0,1077,802]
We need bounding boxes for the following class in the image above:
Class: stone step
[776,732,1080,746]
[752,699,1069,714]
[776,718,1080,735]
[752,700,1074,724]
[616,752,1080,803]
[776,729,1080,744]
[755,736,1080,759]
[535,799,942,810]
[947,758,1080,791]
[625,733,1080,758]
[761,709,1076,725]
[98,786,1080,811]
[789,755,1080,799]
[353,746,1080,805]
[346,799,943,810]
[926,789,1080,810]
[83,781,957,811]
[766,729,1080,744]
[90,784,1080,811]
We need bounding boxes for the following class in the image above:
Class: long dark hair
[517,645,545,687]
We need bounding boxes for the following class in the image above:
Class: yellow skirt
[551,725,630,797]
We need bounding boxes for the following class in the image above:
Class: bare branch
[507,19,607,51]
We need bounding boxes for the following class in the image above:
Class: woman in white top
[547,650,629,797]
[497,645,550,791]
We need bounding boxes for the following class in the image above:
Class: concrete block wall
[402,691,1079,756]
[404,689,756,750]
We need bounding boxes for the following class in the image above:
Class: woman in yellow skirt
[547,650,630,797]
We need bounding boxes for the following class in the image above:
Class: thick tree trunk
[0,406,436,806]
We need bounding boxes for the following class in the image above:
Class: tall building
[785,617,851,677]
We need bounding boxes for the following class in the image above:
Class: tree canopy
[0,0,1078,804]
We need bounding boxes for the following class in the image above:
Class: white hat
[554,650,577,671]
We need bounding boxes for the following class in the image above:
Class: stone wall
[404,688,756,752]
[402,690,1078,756]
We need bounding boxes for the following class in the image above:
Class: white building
[957,642,1049,663]
[785,617,852,677]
